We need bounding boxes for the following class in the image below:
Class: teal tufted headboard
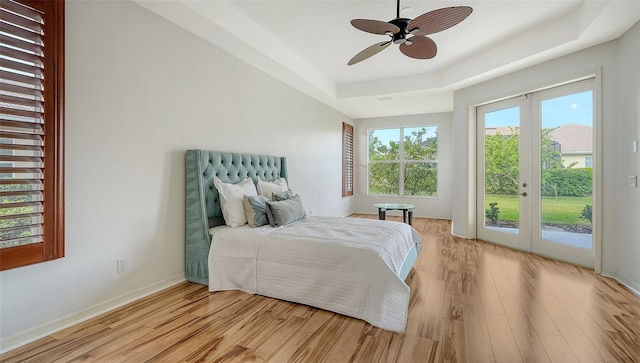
[185,150,287,285]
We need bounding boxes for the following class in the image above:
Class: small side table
[374,203,416,225]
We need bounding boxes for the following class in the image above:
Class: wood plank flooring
[2,215,639,362]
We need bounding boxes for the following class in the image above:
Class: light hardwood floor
[2,215,639,362]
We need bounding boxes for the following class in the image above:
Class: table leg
[408,211,413,225]
[402,210,407,223]
[378,208,386,220]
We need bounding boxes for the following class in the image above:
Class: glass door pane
[484,107,520,232]
[531,78,595,268]
[478,78,596,268]
[539,90,593,249]
[477,97,530,251]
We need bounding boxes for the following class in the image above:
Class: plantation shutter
[0,0,64,270]
[342,122,354,197]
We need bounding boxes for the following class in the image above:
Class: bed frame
[185,150,287,285]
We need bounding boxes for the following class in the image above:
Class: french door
[476,79,595,268]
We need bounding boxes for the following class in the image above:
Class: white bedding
[208,216,423,332]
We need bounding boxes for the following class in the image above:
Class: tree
[539,127,564,197]
[0,184,37,246]
[369,133,400,194]
[484,128,520,194]
[403,127,437,196]
[540,128,563,169]
[484,127,563,195]
[369,127,437,196]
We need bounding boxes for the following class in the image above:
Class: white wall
[0,0,353,349]
[353,113,453,219]
[452,21,640,292]
[613,21,640,294]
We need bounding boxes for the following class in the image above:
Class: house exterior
[548,123,593,168]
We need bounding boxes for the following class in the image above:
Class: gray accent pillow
[243,195,270,227]
[266,195,306,226]
[272,190,294,201]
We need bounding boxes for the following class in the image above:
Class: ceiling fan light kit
[348,0,472,65]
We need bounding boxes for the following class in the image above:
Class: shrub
[580,204,592,223]
[541,168,592,197]
[485,202,500,224]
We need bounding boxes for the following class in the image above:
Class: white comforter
[208,216,423,332]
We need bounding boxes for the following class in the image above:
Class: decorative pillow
[243,195,270,227]
[266,195,306,227]
[257,177,288,198]
[272,190,294,201]
[213,177,258,227]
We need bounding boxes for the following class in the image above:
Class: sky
[485,91,593,128]
[370,126,437,147]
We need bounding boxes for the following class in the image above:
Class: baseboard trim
[451,226,474,240]
[616,274,640,298]
[600,270,617,279]
[451,230,473,240]
[600,271,640,299]
[0,273,186,354]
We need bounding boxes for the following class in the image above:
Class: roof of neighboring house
[548,123,592,153]
[484,124,592,153]
[485,127,518,136]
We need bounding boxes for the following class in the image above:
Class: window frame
[0,0,65,270]
[367,126,438,197]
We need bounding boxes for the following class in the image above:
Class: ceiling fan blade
[407,6,473,36]
[348,41,392,65]
[399,36,437,59]
[351,19,400,35]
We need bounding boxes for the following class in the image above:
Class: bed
[185,150,423,332]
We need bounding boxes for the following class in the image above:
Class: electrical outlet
[630,176,638,187]
[117,259,126,273]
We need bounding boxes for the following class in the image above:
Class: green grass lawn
[485,194,592,225]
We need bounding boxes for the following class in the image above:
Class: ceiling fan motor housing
[388,18,412,44]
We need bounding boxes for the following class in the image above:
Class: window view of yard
[484,98,593,238]
[484,194,592,233]
[368,126,438,197]
[484,126,593,235]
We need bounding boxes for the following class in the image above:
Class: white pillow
[213,177,258,227]
[257,177,289,198]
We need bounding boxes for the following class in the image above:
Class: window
[342,122,353,197]
[368,126,438,196]
[585,156,593,168]
[1,0,65,270]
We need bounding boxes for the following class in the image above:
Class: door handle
[521,192,528,197]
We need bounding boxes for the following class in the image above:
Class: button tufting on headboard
[193,150,286,227]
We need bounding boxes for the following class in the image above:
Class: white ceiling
[134,0,640,119]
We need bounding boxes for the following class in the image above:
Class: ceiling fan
[348,1,473,65]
